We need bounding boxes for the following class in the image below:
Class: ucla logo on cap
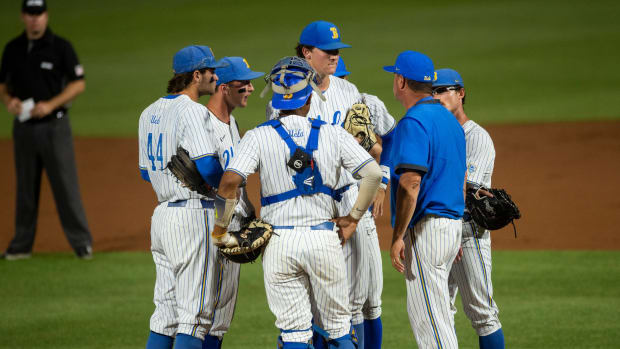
[330,27,339,39]
[434,71,438,81]
[243,58,250,68]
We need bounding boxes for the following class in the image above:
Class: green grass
[1,250,619,348]
[1,0,619,138]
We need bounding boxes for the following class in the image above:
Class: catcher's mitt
[219,219,273,264]
[343,103,377,152]
[466,187,521,236]
[166,147,211,196]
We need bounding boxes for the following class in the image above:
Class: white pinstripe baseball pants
[404,215,461,349]
[343,212,374,325]
[149,202,240,340]
[263,227,351,343]
[448,222,501,336]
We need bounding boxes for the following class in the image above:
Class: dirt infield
[1,121,618,253]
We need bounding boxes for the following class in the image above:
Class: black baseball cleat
[75,245,93,260]
[2,248,32,261]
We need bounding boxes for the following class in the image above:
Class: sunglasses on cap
[432,86,460,95]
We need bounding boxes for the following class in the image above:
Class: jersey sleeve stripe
[191,153,217,160]
[225,168,247,179]
[351,158,374,175]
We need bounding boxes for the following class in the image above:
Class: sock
[479,328,505,349]
[146,331,174,349]
[175,334,203,349]
[202,335,222,349]
[363,317,382,349]
[352,323,365,349]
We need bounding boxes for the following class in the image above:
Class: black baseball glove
[219,219,274,264]
[166,146,211,196]
[466,187,521,234]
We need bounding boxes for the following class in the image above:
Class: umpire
[0,0,92,260]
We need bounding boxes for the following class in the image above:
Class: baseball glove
[466,187,522,235]
[219,219,274,264]
[343,103,377,152]
[166,146,211,196]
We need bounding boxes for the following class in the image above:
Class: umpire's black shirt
[0,28,84,120]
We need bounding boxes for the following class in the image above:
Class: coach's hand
[390,237,406,273]
[332,215,358,245]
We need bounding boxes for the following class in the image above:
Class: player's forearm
[214,171,243,230]
[46,79,85,110]
[350,161,382,220]
[392,173,421,242]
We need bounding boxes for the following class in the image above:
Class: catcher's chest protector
[260,118,341,206]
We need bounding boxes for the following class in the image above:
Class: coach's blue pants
[479,328,505,349]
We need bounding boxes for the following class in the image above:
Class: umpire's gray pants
[8,115,91,253]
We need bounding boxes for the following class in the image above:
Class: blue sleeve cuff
[194,156,224,188]
[140,169,150,183]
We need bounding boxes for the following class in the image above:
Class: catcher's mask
[260,56,326,109]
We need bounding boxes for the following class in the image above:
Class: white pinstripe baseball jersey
[228,114,373,227]
[463,120,495,188]
[449,119,502,337]
[139,94,216,202]
[204,110,254,230]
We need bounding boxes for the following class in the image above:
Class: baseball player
[384,51,466,349]
[212,57,382,349]
[265,22,394,349]
[139,45,230,349]
[200,56,263,349]
[433,68,505,349]
[334,56,396,349]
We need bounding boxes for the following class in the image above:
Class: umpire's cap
[300,21,351,50]
[173,45,227,74]
[433,68,464,88]
[22,0,46,14]
[383,50,434,83]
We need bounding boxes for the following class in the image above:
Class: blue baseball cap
[299,20,351,50]
[383,50,434,83]
[271,72,313,110]
[215,57,264,86]
[334,57,351,77]
[172,45,227,74]
[433,68,464,88]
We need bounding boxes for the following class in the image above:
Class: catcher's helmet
[260,56,326,109]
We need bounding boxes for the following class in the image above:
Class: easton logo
[304,176,314,186]
[293,160,303,169]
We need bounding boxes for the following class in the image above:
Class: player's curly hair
[167,68,208,93]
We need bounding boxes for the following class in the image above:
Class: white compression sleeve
[350,161,382,220]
